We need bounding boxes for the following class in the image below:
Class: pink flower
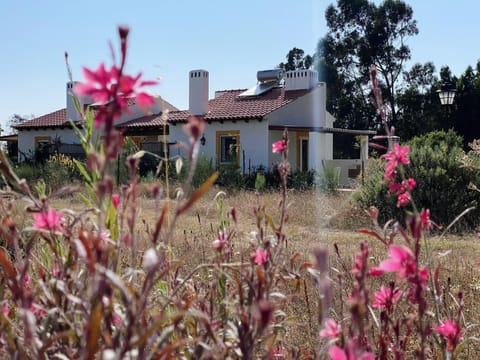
[329,344,374,360]
[30,303,47,318]
[368,267,384,277]
[382,144,410,182]
[113,313,123,327]
[434,319,463,351]
[254,247,268,265]
[33,208,64,233]
[372,285,402,311]
[2,301,9,317]
[319,318,341,339]
[382,143,410,166]
[272,346,283,358]
[112,194,120,209]
[420,209,431,230]
[75,63,118,103]
[388,182,406,195]
[213,231,227,251]
[23,274,31,289]
[74,30,157,128]
[272,140,287,154]
[378,245,416,279]
[51,264,61,278]
[384,161,398,182]
[396,192,411,207]
[405,178,416,191]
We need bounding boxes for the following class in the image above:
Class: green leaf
[73,159,92,183]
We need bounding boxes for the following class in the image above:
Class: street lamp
[437,82,456,106]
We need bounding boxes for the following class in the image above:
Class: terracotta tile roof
[12,109,77,130]
[118,113,167,129]
[167,88,310,123]
[14,95,179,130]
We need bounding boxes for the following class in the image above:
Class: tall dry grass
[30,186,480,355]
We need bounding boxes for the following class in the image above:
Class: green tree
[278,47,313,71]
[317,0,418,130]
[7,113,34,134]
[395,62,441,140]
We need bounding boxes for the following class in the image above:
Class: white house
[167,69,375,185]
[11,69,374,185]
[13,82,177,161]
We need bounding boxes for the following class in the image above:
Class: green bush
[191,156,215,188]
[317,164,340,194]
[354,130,480,231]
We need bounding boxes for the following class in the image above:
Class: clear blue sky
[0,1,478,133]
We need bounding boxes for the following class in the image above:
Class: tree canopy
[278,48,313,71]
[318,0,418,131]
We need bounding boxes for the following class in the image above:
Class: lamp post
[437,82,456,129]
[437,82,456,106]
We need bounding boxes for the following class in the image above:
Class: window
[34,136,52,162]
[34,136,52,150]
[296,132,309,171]
[216,131,240,165]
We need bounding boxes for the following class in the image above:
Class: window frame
[216,130,240,166]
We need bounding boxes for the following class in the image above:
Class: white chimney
[285,69,318,91]
[189,70,209,115]
[66,81,93,121]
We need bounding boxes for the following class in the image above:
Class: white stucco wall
[169,120,269,173]
[266,84,327,128]
[17,128,84,161]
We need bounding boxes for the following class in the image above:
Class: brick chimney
[189,70,209,115]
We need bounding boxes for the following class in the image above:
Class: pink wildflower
[405,178,416,191]
[382,143,410,166]
[112,194,120,209]
[388,182,406,195]
[30,303,47,318]
[382,143,410,182]
[254,247,268,265]
[420,209,431,230]
[213,231,227,252]
[272,140,287,154]
[33,208,64,233]
[272,346,283,359]
[113,313,123,327]
[74,29,157,127]
[51,264,61,278]
[329,344,374,360]
[384,161,398,182]
[434,319,463,351]
[396,192,411,207]
[74,63,118,103]
[319,318,341,339]
[2,301,9,317]
[372,285,402,312]
[378,245,416,279]
[368,267,384,277]
[23,274,31,289]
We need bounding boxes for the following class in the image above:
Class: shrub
[355,130,480,230]
[255,172,266,192]
[317,164,340,194]
[216,163,245,189]
[288,169,316,190]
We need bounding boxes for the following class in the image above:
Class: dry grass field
[28,188,480,358]
[10,185,480,356]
